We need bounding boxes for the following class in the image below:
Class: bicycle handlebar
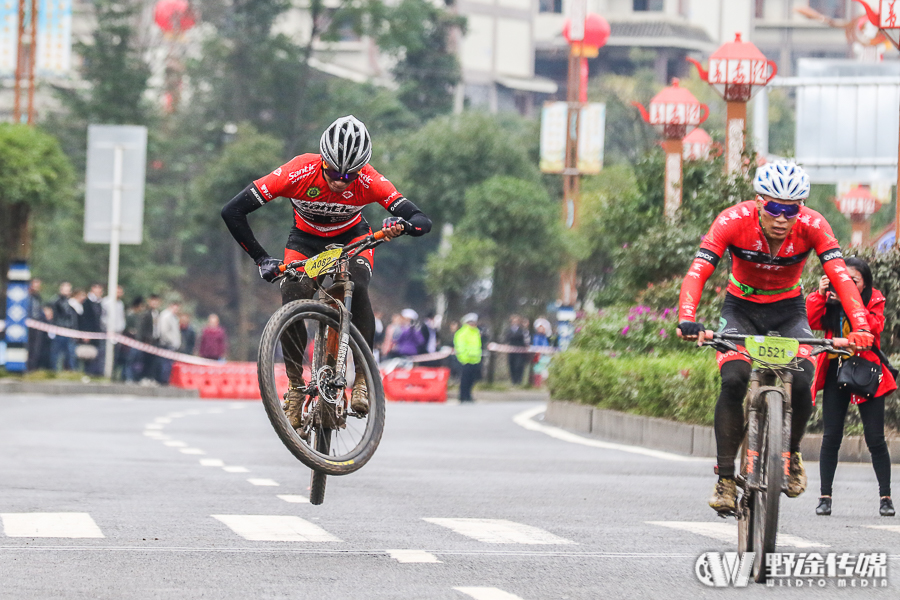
[702,331,854,359]
[277,228,395,274]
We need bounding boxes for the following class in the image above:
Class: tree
[375,0,465,121]
[0,124,76,306]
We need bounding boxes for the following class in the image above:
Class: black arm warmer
[387,197,432,237]
[221,184,270,263]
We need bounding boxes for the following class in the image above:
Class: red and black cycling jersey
[221,154,431,264]
[678,201,869,332]
[253,154,404,237]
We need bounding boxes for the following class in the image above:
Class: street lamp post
[853,1,900,244]
[687,33,777,174]
[633,79,709,220]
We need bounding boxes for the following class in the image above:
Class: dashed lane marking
[199,459,225,467]
[179,448,206,455]
[276,495,309,504]
[424,518,574,545]
[513,405,706,462]
[163,441,188,447]
[454,587,524,600]
[866,525,900,534]
[248,478,279,487]
[1,513,105,539]
[211,515,340,542]
[647,521,829,548]
[223,466,250,473]
[387,549,441,563]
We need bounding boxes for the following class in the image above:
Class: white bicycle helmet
[752,160,810,201]
[319,115,372,174]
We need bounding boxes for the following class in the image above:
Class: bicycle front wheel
[309,426,332,505]
[258,299,386,476]
[752,391,784,583]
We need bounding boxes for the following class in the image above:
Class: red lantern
[563,14,611,57]
[854,0,900,47]
[633,78,710,140]
[155,0,196,34]
[688,33,776,103]
[836,185,881,217]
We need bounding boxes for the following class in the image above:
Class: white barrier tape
[487,342,558,355]
[403,349,454,363]
[25,319,221,367]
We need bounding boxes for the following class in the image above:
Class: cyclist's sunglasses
[322,163,360,182]
[760,197,802,219]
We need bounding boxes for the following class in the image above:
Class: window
[633,0,664,10]
[809,0,847,19]
[539,0,563,13]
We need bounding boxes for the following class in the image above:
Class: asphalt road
[0,393,898,599]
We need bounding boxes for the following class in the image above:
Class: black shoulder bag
[837,355,882,398]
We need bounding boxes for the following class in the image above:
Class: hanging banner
[540,102,606,174]
[0,0,17,76]
[36,0,72,76]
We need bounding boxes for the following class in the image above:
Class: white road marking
[199,459,225,467]
[163,441,188,447]
[454,587,524,600]
[866,525,900,534]
[186,410,202,416]
[144,423,164,430]
[424,518,574,545]
[212,515,340,542]
[647,521,828,548]
[167,412,186,418]
[1,513,104,538]
[154,417,172,424]
[143,431,167,438]
[248,478,279,487]
[179,448,206,455]
[276,495,309,504]
[386,549,441,563]
[513,405,706,462]
[223,466,250,473]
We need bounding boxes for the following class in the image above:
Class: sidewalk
[0,380,199,399]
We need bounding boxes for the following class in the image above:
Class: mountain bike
[702,332,851,583]
[257,229,394,505]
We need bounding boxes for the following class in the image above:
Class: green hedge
[548,349,720,426]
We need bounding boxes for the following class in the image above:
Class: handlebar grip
[278,264,287,273]
[373,230,388,241]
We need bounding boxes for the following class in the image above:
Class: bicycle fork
[745,371,793,491]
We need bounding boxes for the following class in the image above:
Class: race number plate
[305,248,341,278]
[745,335,799,366]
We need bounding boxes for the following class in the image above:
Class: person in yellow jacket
[454,313,482,402]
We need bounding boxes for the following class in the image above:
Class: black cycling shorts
[716,293,814,367]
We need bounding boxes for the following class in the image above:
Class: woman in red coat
[807,256,896,517]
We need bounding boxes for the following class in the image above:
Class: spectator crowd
[24,279,229,385]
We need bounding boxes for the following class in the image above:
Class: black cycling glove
[382,217,411,233]
[678,321,706,337]
[257,256,282,282]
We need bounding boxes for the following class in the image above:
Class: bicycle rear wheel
[737,433,753,554]
[258,299,386,476]
[752,391,784,583]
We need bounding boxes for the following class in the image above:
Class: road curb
[0,380,200,399]
[545,399,899,463]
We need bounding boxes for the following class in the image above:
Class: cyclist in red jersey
[222,115,431,426]
[676,160,873,514]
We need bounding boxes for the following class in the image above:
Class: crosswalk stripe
[1,513,105,538]
[248,478,279,486]
[386,549,441,563]
[424,518,574,545]
[646,521,828,548]
[453,587,524,600]
[212,515,340,542]
[276,495,309,504]
[223,466,250,473]
[866,525,900,534]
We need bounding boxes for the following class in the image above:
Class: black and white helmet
[753,160,810,201]
[319,115,372,174]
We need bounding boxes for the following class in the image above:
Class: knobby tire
[752,391,783,583]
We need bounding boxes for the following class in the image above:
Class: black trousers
[459,362,481,402]
[819,359,892,497]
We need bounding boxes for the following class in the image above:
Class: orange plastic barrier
[170,362,312,400]
[381,367,450,403]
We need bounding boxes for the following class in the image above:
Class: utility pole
[13,0,37,124]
